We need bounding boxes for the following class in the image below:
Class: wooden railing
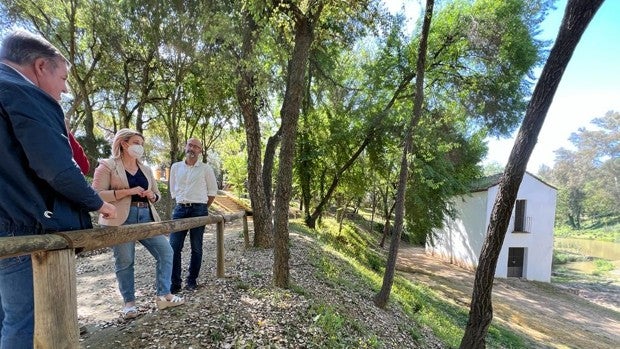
[0,212,249,349]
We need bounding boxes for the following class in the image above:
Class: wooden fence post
[242,215,250,248]
[32,249,79,349]
[216,220,224,277]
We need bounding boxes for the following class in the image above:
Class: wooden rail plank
[0,235,68,259]
[0,212,246,259]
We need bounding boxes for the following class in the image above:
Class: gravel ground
[77,221,443,348]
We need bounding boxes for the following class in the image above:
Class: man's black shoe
[171,285,182,294]
[185,283,197,291]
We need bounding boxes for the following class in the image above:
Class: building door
[507,247,525,278]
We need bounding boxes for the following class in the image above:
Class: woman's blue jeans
[113,206,173,303]
[0,252,34,349]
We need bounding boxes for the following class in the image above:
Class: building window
[513,199,530,233]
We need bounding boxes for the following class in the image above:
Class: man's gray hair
[0,29,68,67]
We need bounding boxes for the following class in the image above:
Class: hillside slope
[77,217,619,348]
[78,221,443,348]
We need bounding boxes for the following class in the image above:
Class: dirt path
[396,246,620,349]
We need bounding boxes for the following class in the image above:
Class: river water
[555,237,620,275]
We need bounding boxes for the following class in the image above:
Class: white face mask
[127,144,144,159]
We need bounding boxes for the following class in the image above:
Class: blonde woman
[92,128,184,319]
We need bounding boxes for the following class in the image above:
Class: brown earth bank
[397,246,620,349]
[77,221,619,348]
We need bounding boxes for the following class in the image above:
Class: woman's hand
[141,189,157,202]
[128,186,146,196]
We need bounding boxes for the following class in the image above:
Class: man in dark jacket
[0,29,116,349]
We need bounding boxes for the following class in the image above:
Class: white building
[427,172,557,282]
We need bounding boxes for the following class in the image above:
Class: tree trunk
[134,50,155,135]
[369,188,377,234]
[375,0,433,308]
[379,219,390,248]
[460,1,604,347]
[263,128,282,210]
[80,93,98,176]
[236,10,273,248]
[299,115,313,225]
[337,198,352,233]
[273,5,321,288]
[379,201,396,248]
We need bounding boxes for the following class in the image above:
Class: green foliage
[593,259,614,275]
[310,303,346,345]
[309,220,385,274]
[315,254,341,280]
[552,246,618,284]
[482,161,505,176]
[74,134,111,162]
[307,302,381,349]
[2,0,549,250]
[550,111,620,229]
[554,218,620,242]
[552,250,586,266]
[3,0,238,166]
[216,130,249,196]
[404,121,486,245]
[426,0,545,137]
[293,0,545,232]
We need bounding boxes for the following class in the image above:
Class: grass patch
[309,302,381,348]
[289,283,309,297]
[553,250,587,266]
[552,247,618,284]
[311,303,346,345]
[593,259,615,275]
[554,217,620,242]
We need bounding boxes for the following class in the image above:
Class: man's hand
[99,202,117,219]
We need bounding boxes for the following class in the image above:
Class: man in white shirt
[168,138,218,292]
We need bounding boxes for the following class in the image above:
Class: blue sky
[485,0,620,172]
[386,0,620,172]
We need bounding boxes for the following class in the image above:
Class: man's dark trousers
[169,203,208,291]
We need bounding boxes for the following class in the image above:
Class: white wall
[428,191,488,270]
[495,174,556,282]
[429,173,556,282]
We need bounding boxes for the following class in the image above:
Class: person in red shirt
[68,131,90,175]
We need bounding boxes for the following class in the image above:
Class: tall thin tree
[460,0,605,347]
[374,0,435,308]
[273,2,324,288]
[236,9,274,248]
